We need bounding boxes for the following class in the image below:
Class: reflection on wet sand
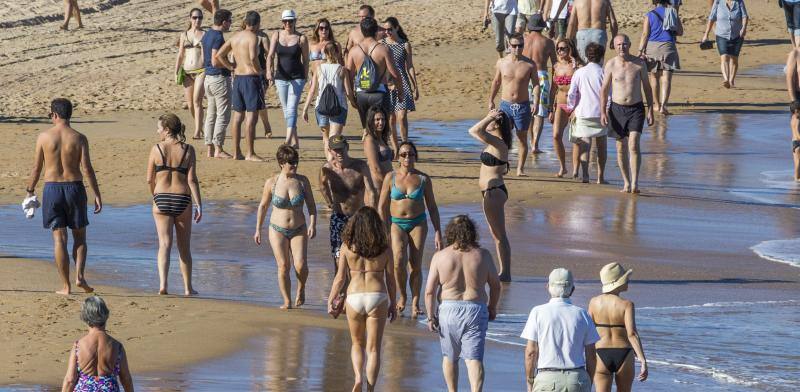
[262,326,306,391]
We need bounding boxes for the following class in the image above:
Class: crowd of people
[22,0,800,391]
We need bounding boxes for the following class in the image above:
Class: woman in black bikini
[588,262,648,391]
[469,109,513,282]
[254,145,317,309]
[146,114,202,296]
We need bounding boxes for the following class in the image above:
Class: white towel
[21,195,40,219]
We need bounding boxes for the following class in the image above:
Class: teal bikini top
[271,177,305,209]
[391,173,425,201]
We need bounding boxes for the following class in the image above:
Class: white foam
[751,239,800,268]
[649,359,759,387]
[728,170,800,208]
[638,299,799,311]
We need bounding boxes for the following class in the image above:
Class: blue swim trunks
[437,300,489,361]
[42,181,89,230]
[499,99,532,132]
[232,75,266,112]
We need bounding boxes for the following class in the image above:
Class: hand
[638,362,649,381]
[349,96,358,109]
[327,301,335,316]
[600,111,609,127]
[646,107,654,126]
[414,87,420,101]
[254,230,262,245]
[302,108,309,123]
[388,305,397,322]
[701,34,709,43]
[266,73,274,83]
[531,103,539,117]
[307,225,316,239]
[488,108,502,120]
[740,30,746,39]
[488,306,497,321]
[548,111,555,124]
[427,317,439,332]
[433,231,442,250]
[93,196,102,214]
[488,101,496,110]
[193,204,202,223]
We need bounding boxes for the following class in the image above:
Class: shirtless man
[488,33,539,176]
[26,98,102,295]
[567,0,618,63]
[786,48,800,180]
[319,135,377,270]
[216,11,266,162]
[344,4,375,57]
[346,16,403,133]
[600,35,654,194]
[524,15,557,158]
[425,215,501,392]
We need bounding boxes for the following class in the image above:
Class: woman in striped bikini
[254,145,317,309]
[146,113,202,296]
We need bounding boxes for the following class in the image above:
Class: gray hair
[548,283,573,298]
[80,296,110,327]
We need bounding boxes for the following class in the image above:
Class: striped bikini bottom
[153,193,191,217]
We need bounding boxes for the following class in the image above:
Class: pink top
[566,62,607,119]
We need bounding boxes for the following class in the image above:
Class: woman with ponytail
[146,113,203,296]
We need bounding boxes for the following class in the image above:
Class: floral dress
[74,342,122,392]
[381,38,416,112]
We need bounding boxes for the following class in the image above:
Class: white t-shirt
[520,298,601,369]
[549,0,572,20]
[492,0,519,15]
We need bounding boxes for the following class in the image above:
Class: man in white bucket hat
[521,268,599,392]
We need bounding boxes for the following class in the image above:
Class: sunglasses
[318,25,329,30]
[509,43,523,48]
[399,152,416,158]
[191,16,203,20]
[286,160,299,166]
[282,19,295,23]
[557,46,568,51]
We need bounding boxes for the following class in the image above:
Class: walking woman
[256,25,272,138]
[309,18,344,67]
[146,114,202,296]
[638,0,683,115]
[328,206,397,392]
[363,106,394,193]
[302,43,353,153]
[267,10,309,148]
[175,8,206,139]
[381,17,418,150]
[254,145,317,309]
[378,141,442,317]
[61,296,134,392]
[702,0,749,88]
[549,38,580,178]
[469,109,513,282]
[588,263,649,391]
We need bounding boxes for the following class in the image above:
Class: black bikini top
[155,143,190,175]
[480,151,509,174]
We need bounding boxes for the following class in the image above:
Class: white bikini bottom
[346,292,389,315]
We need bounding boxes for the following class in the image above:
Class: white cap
[281,10,297,21]
[548,268,574,288]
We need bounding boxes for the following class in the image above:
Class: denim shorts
[315,107,347,127]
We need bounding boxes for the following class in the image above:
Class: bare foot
[184,289,198,296]
[76,24,84,29]
[264,126,272,138]
[498,272,511,283]
[653,104,661,113]
[556,168,567,178]
[412,307,423,319]
[660,107,671,116]
[245,154,266,162]
[76,280,94,293]
[631,187,641,194]
[572,172,579,180]
[722,81,730,89]
[295,290,305,307]
[192,133,203,140]
[516,170,527,177]
[396,302,406,315]
[59,24,68,31]
[279,303,292,310]
[55,288,70,295]
[620,184,631,193]
[215,151,233,159]
[597,178,609,185]
[159,289,168,295]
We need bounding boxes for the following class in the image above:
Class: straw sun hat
[600,262,633,293]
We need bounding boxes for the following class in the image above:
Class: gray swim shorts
[576,28,608,63]
[437,300,489,361]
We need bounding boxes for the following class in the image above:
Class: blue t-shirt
[201,29,230,77]
[647,6,674,43]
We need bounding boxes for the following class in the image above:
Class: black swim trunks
[232,75,266,112]
[42,181,89,230]
[608,102,645,139]
[793,140,800,152]
[355,88,390,128]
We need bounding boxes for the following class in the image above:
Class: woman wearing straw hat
[588,262,648,392]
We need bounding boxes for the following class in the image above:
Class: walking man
[345,4,376,56]
[567,0,617,63]
[425,215,501,392]
[521,268,599,392]
[484,0,519,58]
[202,9,234,159]
[600,34,654,193]
[319,135,377,269]
[26,98,102,295]
[567,42,608,183]
[786,47,800,180]
[488,33,540,176]
[524,15,557,158]
[216,11,266,161]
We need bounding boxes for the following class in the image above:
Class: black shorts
[608,102,645,139]
[355,89,390,128]
[42,181,88,230]
[716,35,743,57]
[232,75,266,112]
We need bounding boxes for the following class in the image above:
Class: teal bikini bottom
[270,223,306,239]
[391,213,427,233]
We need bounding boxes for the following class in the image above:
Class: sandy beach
[2,0,800,390]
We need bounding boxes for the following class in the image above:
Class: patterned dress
[381,38,416,112]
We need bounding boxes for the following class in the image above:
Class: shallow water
[3,112,800,390]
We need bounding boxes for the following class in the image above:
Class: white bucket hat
[600,262,633,293]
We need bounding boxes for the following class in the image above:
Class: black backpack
[318,83,344,116]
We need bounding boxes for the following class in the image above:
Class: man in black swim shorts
[600,34,654,194]
[26,98,102,295]
[216,10,267,161]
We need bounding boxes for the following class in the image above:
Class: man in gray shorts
[425,215,501,391]
[567,0,617,63]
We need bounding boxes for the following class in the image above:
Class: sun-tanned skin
[319,147,377,216]
[197,0,219,14]
[344,7,374,57]
[27,111,102,295]
[786,48,800,181]
[61,0,83,30]
[216,19,266,162]
[600,35,654,194]
[488,36,539,177]
[567,0,618,40]
[524,28,557,157]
